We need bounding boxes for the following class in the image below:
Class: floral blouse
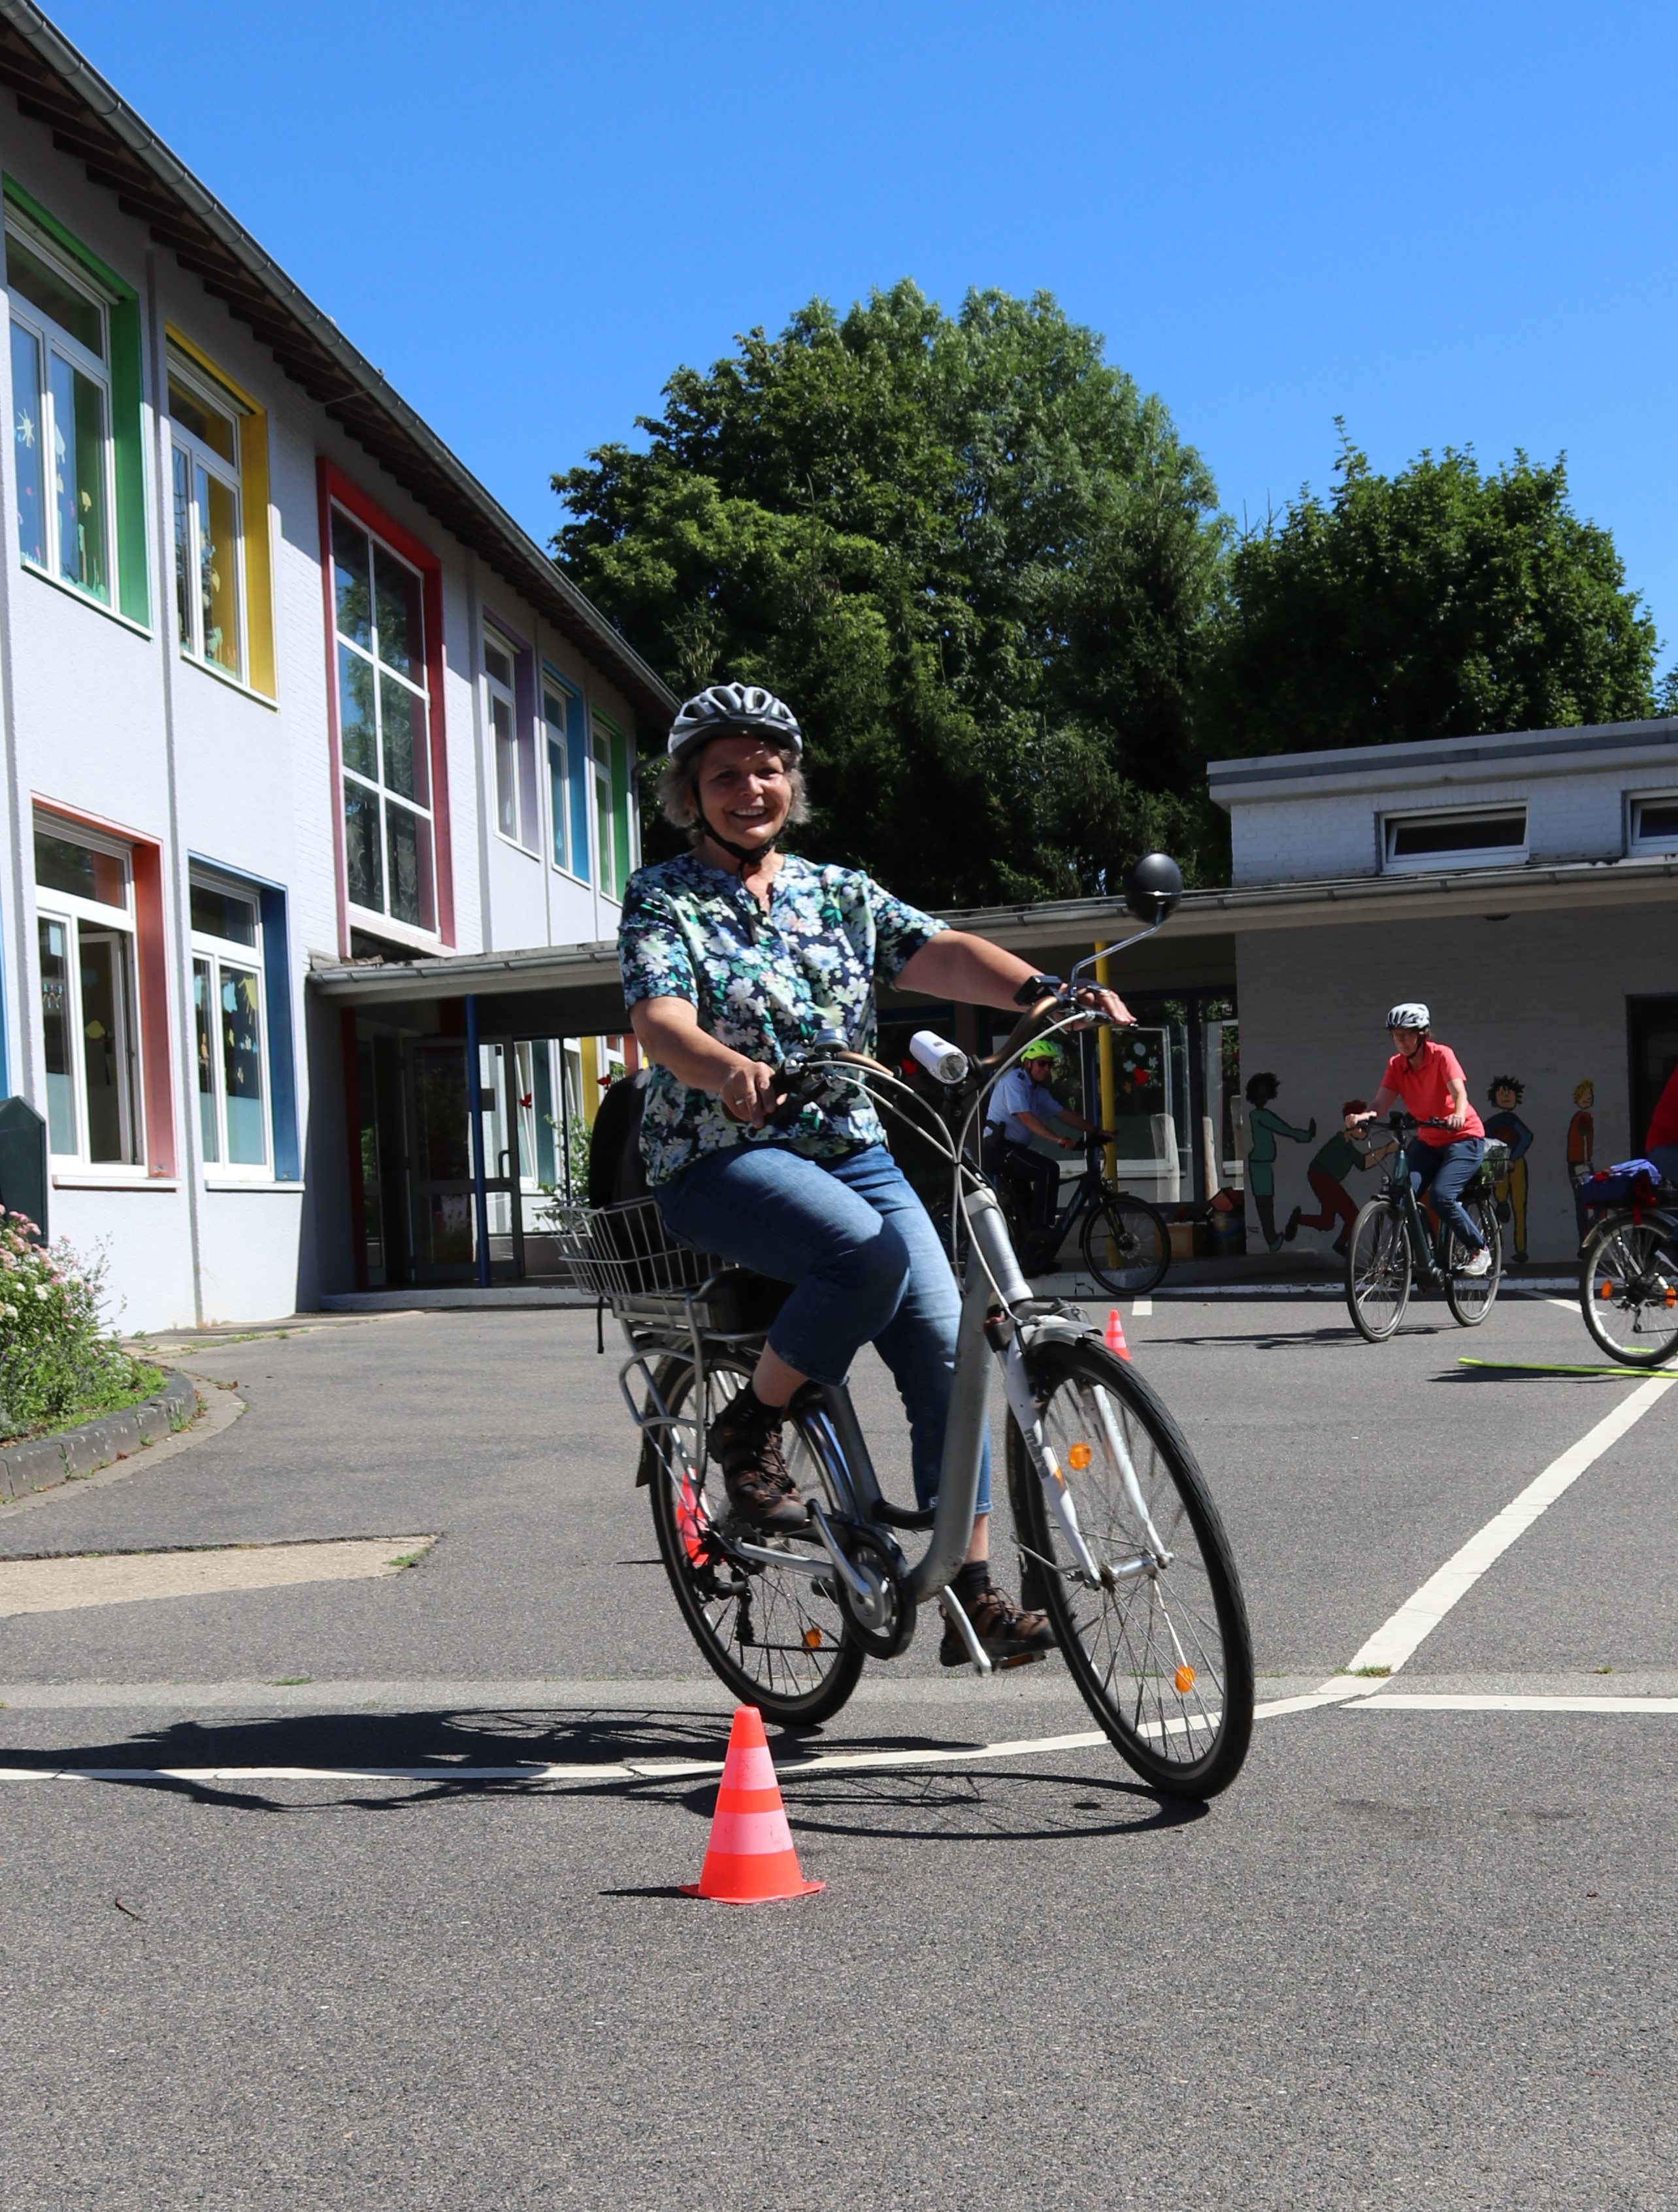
[617,851,945,1186]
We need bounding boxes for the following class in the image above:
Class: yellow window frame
[163,324,276,698]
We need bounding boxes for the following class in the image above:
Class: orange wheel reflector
[1174,1664,1196,1695]
[1068,1442,1093,1471]
[1598,1281,1615,1299]
[803,1627,823,1650]
[1666,1287,1677,1309]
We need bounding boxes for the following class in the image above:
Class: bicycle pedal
[994,1650,1047,1670]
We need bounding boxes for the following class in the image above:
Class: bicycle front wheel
[1580,1215,1678,1367]
[1346,1197,1411,1341]
[1013,1337,1253,1798]
[1081,1194,1170,1297]
[642,1352,864,1725]
[1443,1197,1502,1327]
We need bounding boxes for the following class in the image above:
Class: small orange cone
[681,1706,823,1904]
[1104,1307,1132,1361]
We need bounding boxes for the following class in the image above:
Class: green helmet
[1021,1039,1061,1066]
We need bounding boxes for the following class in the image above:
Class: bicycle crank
[810,1508,915,1660]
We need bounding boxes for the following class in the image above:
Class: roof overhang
[1208,716,1678,810]
[0,3,678,728]
[308,853,1675,1030]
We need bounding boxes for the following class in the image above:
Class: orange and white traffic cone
[681,1706,823,1904]
[1104,1307,1132,1362]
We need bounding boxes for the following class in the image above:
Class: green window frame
[4,176,148,628]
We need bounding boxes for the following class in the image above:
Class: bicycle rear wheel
[1081,1194,1170,1297]
[642,1352,864,1725]
[1580,1215,1678,1367]
[1443,1197,1502,1327]
[1346,1197,1411,1341]
[1013,1337,1253,1798]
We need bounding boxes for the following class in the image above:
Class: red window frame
[32,798,176,1179]
[316,460,454,954]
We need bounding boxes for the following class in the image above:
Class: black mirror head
[1124,852,1183,926]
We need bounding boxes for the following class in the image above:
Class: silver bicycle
[560,858,1254,1800]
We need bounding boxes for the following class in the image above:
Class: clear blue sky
[41,0,1678,672]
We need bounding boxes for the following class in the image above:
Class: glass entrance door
[476,1037,525,1280]
[404,1036,527,1282]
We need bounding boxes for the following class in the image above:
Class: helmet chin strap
[695,796,776,868]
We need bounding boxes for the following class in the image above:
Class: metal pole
[1094,941,1117,1184]
[465,992,491,1288]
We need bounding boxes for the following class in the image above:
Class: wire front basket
[551,1196,721,1318]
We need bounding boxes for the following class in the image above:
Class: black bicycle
[1345,1112,1505,1342]
[1578,1177,1678,1368]
[998,1139,1171,1297]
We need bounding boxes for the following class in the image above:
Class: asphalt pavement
[1,1289,1673,2209]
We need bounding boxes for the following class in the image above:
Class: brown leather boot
[939,1580,1057,1666]
[706,1386,809,1533]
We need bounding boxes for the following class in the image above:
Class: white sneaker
[1458,1248,1492,1278]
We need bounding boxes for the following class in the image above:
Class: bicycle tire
[1579,1214,1678,1368]
[1013,1336,1253,1799]
[1443,1197,1502,1327]
[1346,1197,1411,1341]
[1081,1194,1170,1297]
[642,1353,864,1725]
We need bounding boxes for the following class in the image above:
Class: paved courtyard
[1,1293,1673,2209]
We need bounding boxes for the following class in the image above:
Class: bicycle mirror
[1124,853,1183,927]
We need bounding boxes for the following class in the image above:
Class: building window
[169,359,243,677]
[189,878,269,1174]
[34,821,142,1167]
[485,637,522,845]
[7,222,114,607]
[330,507,436,933]
[544,680,572,874]
[591,722,616,899]
[1381,806,1527,872]
[1629,793,1678,854]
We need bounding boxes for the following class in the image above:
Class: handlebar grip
[992,995,1061,1066]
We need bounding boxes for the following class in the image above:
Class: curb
[0,1369,201,1504]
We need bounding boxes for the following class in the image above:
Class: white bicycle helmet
[667,683,802,764]
[1385,1001,1431,1031]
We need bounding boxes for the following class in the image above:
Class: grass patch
[1,1359,167,1449]
[1353,1665,1392,1678]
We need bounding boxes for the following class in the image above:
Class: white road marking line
[0,1537,436,1618]
[1356,1694,1678,1714]
[1132,1298,1153,1317]
[1328,1374,1675,1683]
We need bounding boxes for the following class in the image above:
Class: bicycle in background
[1345,1112,1506,1341]
[1578,1167,1678,1368]
[996,1139,1171,1297]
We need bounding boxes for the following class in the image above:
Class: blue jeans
[1407,1135,1488,1252]
[1649,1144,1678,1191]
[655,1141,989,1514]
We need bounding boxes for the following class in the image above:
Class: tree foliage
[554,282,1225,907]
[1203,436,1660,758]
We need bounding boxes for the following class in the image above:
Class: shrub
[0,1215,158,1440]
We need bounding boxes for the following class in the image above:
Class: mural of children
[1244,1073,1315,1252]
[1286,1100,1396,1257]
[1484,1075,1534,1263]
[1567,1079,1595,1246]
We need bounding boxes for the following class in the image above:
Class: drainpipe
[465,992,491,1288]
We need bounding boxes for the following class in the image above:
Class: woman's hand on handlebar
[717,1057,782,1127]
[1068,983,1134,1028]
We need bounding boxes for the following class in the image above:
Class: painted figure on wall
[1243,1072,1314,1253]
[1287,1100,1397,1257]
[1567,1079,1595,1245]
[1484,1075,1534,1263]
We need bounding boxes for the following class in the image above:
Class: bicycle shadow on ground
[0,1705,1149,1823]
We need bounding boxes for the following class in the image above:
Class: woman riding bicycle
[619,683,1135,1664]
[1346,1002,1492,1278]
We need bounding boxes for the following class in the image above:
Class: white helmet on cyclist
[667,683,803,764]
[1385,1001,1430,1032]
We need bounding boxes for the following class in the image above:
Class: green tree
[553,282,1225,908]
[1204,436,1660,759]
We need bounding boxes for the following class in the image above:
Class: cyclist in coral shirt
[1346,1001,1491,1277]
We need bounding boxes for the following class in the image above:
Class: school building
[0,5,674,1331]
